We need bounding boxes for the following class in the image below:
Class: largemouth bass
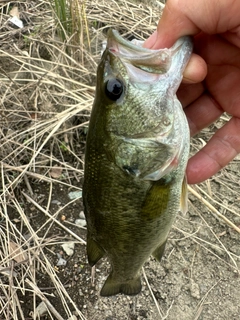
[83,29,192,297]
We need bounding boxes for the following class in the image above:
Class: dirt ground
[15,165,240,320]
[15,173,240,320]
[0,1,240,320]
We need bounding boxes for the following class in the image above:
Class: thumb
[144,1,200,49]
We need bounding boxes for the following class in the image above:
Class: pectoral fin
[180,176,188,214]
[87,237,105,267]
[100,273,142,297]
[152,240,167,262]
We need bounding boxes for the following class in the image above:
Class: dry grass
[0,0,239,319]
[0,1,93,319]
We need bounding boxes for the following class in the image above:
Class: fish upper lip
[106,29,193,75]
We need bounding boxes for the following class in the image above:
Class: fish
[83,29,192,297]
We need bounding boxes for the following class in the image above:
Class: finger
[144,0,240,50]
[194,33,240,68]
[182,53,207,84]
[144,0,200,49]
[177,82,204,108]
[222,27,240,49]
[191,34,240,120]
[186,116,240,184]
[184,94,223,136]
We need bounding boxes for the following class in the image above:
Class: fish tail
[100,273,142,297]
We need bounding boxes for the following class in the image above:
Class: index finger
[187,117,240,184]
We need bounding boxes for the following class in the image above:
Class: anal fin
[87,237,105,267]
[152,240,167,262]
[100,273,142,297]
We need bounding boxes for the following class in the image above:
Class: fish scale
[83,29,192,296]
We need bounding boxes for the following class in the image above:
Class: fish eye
[105,78,124,101]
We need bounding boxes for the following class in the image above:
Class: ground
[0,1,240,320]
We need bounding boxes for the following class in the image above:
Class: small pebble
[189,279,201,299]
[61,242,75,256]
[67,315,77,320]
[51,200,61,205]
[61,215,66,221]
[79,211,85,219]
[68,191,82,200]
[35,301,47,316]
[75,219,87,227]
[57,257,67,266]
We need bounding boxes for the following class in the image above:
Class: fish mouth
[106,29,193,77]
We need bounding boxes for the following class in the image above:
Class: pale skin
[144,0,240,184]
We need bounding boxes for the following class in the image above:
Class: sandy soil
[15,168,240,320]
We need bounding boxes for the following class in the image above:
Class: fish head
[92,29,192,180]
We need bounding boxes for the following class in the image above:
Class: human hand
[144,0,240,184]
